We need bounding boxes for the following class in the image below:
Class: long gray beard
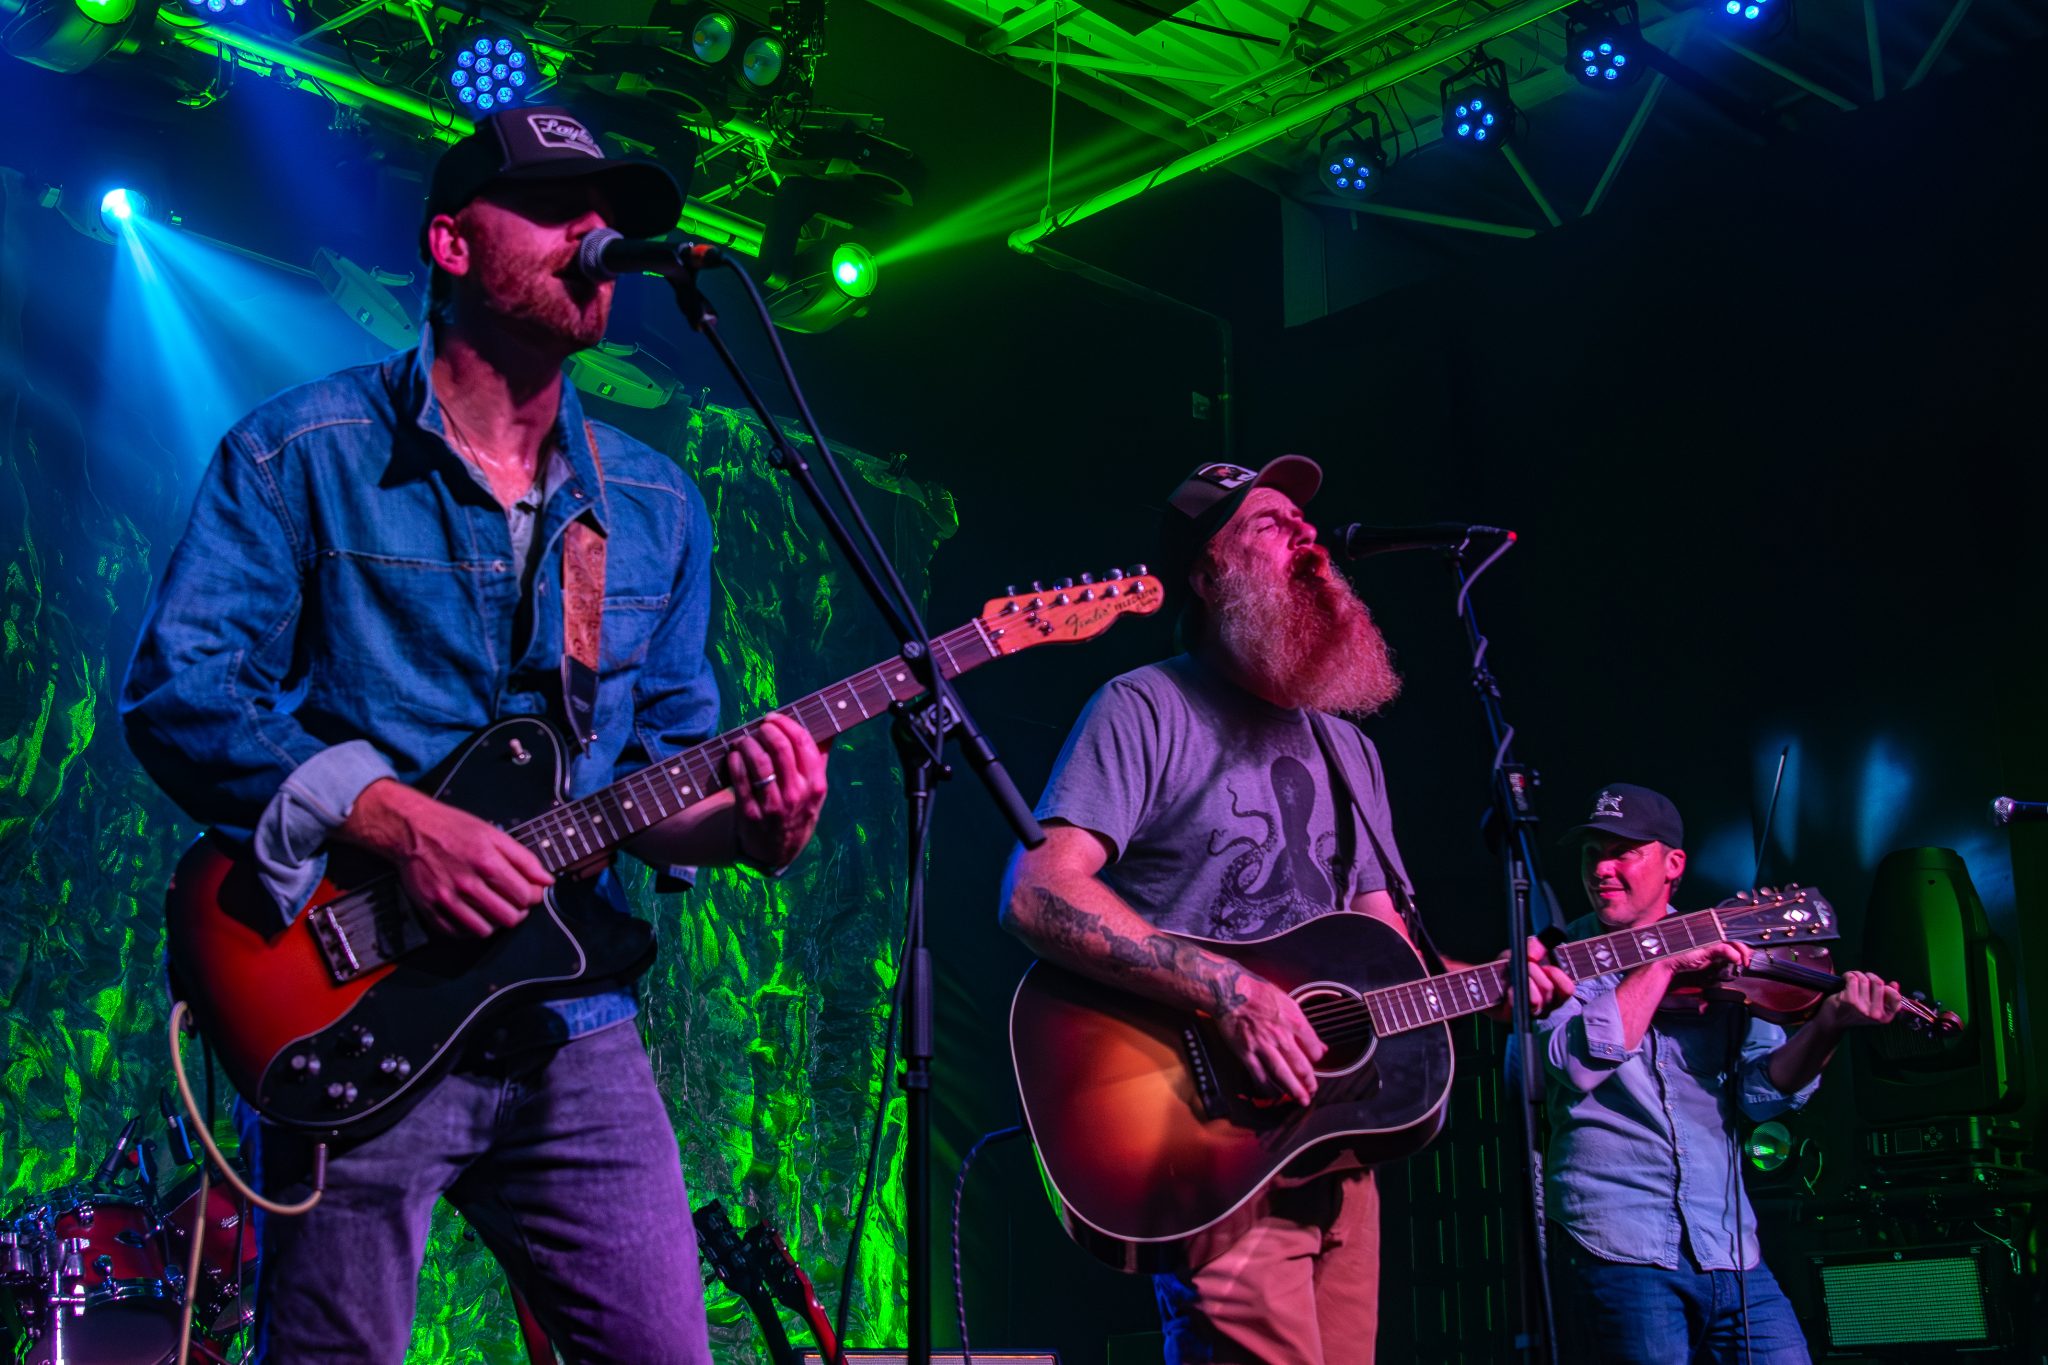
[1211,554,1403,718]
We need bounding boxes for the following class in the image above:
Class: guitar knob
[326,1082,359,1109]
[288,1053,322,1080]
[379,1055,413,1081]
[341,1025,375,1056]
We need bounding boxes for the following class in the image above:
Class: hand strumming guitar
[338,779,555,938]
[1215,974,1327,1106]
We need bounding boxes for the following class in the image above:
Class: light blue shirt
[1529,906,1821,1271]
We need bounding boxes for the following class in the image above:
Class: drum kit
[1,1115,253,1365]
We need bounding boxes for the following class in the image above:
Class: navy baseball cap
[1560,783,1685,849]
[1158,456,1323,589]
[420,106,686,257]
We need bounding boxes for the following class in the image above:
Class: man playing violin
[1536,783,1904,1364]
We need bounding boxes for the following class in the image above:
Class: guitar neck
[1358,908,1731,1037]
[507,618,999,873]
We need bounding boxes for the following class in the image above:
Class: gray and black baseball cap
[1559,783,1685,849]
[1158,456,1323,590]
[420,106,686,257]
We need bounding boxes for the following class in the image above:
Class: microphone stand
[1443,536,1559,1364]
[663,263,1045,1365]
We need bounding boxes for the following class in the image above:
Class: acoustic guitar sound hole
[1296,985,1376,1076]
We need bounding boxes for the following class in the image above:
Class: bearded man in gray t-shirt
[1002,457,1570,1365]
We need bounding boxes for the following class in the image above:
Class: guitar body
[1010,913,1453,1272]
[164,716,655,1137]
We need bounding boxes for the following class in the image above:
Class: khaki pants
[1155,1169,1379,1365]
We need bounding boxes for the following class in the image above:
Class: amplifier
[1809,1242,2008,1353]
[1863,1115,2030,1169]
[800,1355,1059,1363]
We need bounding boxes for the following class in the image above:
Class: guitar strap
[1306,708,1448,975]
[559,422,607,753]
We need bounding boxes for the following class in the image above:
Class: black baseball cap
[1560,783,1685,850]
[1158,456,1323,590]
[420,106,686,258]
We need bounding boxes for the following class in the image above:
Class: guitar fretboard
[505,618,1001,871]
[1352,908,1729,1038]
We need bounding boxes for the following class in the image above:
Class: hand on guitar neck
[337,711,826,938]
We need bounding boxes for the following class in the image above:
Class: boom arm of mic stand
[659,273,1044,849]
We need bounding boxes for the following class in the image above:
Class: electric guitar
[1009,886,1837,1271]
[165,571,1162,1136]
[694,1202,845,1365]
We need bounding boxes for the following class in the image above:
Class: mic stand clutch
[657,258,1042,1365]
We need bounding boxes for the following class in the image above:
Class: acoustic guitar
[1009,886,1837,1271]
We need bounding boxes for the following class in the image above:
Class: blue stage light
[1315,125,1387,196]
[1566,10,1644,88]
[1442,74,1515,151]
[99,188,148,234]
[451,34,534,105]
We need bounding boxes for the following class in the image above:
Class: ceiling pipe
[1006,0,1579,254]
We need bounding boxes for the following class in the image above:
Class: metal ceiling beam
[1008,0,1581,252]
[1003,48,1244,81]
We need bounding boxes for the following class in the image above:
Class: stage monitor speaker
[800,1355,1059,1363]
[1809,1242,2009,1353]
[1854,847,2024,1122]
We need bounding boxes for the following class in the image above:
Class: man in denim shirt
[1537,784,1901,1364]
[121,108,828,1363]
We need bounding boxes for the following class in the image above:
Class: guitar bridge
[1182,1025,1227,1121]
[307,903,367,984]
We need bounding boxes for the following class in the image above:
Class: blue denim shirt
[1526,906,1820,1271]
[121,327,721,1039]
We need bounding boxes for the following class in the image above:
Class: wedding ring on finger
[756,772,779,787]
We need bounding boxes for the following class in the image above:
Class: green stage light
[1747,1120,1793,1172]
[78,0,136,19]
[690,9,737,63]
[740,34,785,87]
[831,243,877,298]
[3,0,158,72]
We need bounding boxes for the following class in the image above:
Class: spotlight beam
[1006,0,1581,253]
[1499,145,1561,227]
[1862,0,1886,100]
[1904,0,1974,88]
[1582,70,1667,216]
[1706,32,1860,111]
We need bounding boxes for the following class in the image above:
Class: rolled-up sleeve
[1737,1016,1821,1121]
[249,740,398,921]
[122,433,332,844]
[1540,984,1645,1094]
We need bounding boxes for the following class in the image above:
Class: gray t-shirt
[1036,655,1410,942]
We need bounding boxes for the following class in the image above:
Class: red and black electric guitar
[165,572,1161,1136]
[1009,886,1841,1271]
[694,1201,845,1365]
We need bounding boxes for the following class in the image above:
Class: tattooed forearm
[1021,886,1248,1016]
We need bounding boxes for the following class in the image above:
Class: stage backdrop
[0,166,957,1362]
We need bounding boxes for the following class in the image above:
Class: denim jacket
[121,328,720,1038]
[1527,906,1820,1271]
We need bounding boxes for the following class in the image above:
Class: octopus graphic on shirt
[1203,754,1357,939]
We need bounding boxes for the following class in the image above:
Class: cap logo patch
[1592,791,1625,819]
[528,114,602,158]
[1195,463,1257,491]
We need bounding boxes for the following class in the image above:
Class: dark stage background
[3,12,2045,1364]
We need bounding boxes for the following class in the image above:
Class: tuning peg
[1133,563,1149,575]
[1106,567,1125,581]
[1079,572,1095,584]
[1057,577,1075,590]
[1004,584,1017,597]
[1030,580,1043,593]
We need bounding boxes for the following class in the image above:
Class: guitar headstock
[693,1201,774,1310]
[981,567,1164,655]
[1712,885,1839,945]
[743,1222,826,1320]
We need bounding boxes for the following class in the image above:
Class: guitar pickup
[1181,1024,1227,1121]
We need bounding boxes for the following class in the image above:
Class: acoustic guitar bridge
[1182,1025,1227,1121]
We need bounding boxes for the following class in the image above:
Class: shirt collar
[395,326,609,530]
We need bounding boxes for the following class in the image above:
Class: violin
[1663,943,1962,1034]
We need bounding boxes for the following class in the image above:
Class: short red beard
[1207,543,1402,718]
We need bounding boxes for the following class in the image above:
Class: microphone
[574,227,723,283]
[1334,522,1515,560]
[1991,796,2048,826]
[96,1115,141,1184]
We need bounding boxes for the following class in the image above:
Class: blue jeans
[241,1019,711,1364]
[1548,1229,1811,1364]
